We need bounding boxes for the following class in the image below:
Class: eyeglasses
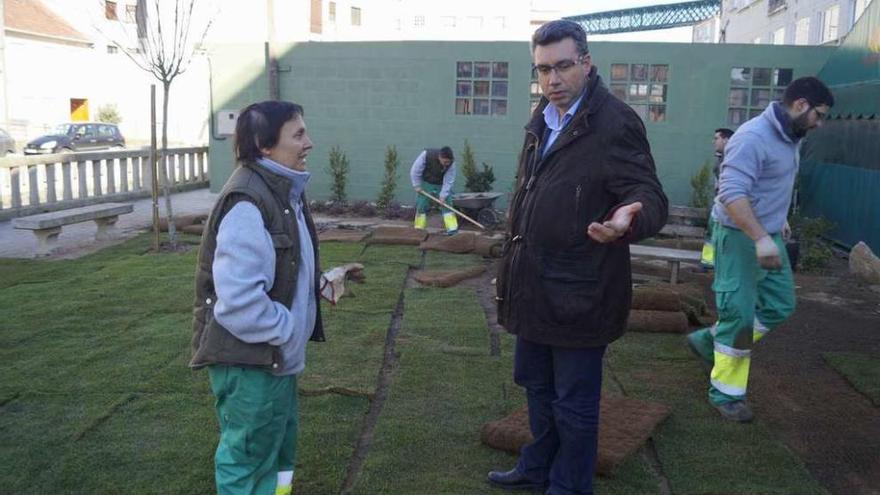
[532,56,585,77]
[810,106,829,120]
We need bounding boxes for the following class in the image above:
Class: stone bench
[630,244,702,284]
[13,202,134,256]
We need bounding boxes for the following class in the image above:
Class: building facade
[720,0,871,45]
[2,0,209,146]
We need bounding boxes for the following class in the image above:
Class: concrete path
[0,189,219,259]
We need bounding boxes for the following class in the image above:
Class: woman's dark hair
[234,100,304,163]
[783,77,834,108]
[531,20,589,56]
[439,146,455,161]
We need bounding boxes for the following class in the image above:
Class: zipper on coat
[501,130,541,323]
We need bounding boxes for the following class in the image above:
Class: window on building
[530,78,542,113]
[821,5,839,43]
[105,1,118,20]
[795,17,810,45]
[106,44,118,54]
[124,4,137,23]
[351,6,362,26]
[441,16,456,28]
[728,66,792,126]
[772,26,786,45]
[455,61,508,116]
[413,15,425,28]
[768,0,786,15]
[609,63,669,123]
[853,0,868,24]
[489,16,506,30]
[329,2,336,23]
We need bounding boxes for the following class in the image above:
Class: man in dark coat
[489,20,668,495]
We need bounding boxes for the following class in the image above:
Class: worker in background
[410,146,459,235]
[687,77,834,422]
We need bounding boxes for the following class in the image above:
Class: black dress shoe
[487,468,547,491]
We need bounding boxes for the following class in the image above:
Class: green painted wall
[208,41,833,206]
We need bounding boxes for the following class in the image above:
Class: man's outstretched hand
[587,202,643,243]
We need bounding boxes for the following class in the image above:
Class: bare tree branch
[92,0,214,249]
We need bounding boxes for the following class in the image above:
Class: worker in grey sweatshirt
[190,100,323,495]
[687,77,834,423]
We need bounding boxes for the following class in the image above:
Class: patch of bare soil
[749,256,880,495]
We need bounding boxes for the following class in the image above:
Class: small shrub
[791,214,835,273]
[377,145,399,210]
[460,140,478,188]
[690,161,714,209]
[459,140,496,193]
[467,162,496,193]
[326,146,349,204]
[97,104,122,124]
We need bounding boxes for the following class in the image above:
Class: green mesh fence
[799,119,880,251]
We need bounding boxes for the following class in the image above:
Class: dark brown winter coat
[496,67,668,348]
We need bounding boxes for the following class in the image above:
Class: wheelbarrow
[450,192,504,229]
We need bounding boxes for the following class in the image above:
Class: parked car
[0,128,15,157]
[23,122,125,154]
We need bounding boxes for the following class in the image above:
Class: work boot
[713,400,754,423]
[686,329,714,372]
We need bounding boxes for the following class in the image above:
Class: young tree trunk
[161,80,177,247]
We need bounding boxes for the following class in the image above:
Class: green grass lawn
[823,352,880,406]
[0,234,826,494]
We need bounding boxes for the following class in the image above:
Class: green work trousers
[414,182,458,232]
[208,365,298,495]
[692,225,796,405]
[414,182,451,214]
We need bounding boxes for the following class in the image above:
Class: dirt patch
[747,257,880,495]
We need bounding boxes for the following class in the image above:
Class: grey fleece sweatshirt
[712,102,799,234]
[212,157,316,376]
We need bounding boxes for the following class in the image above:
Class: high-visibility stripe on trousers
[413,213,427,229]
[442,212,459,233]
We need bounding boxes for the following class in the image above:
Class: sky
[552,0,696,43]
